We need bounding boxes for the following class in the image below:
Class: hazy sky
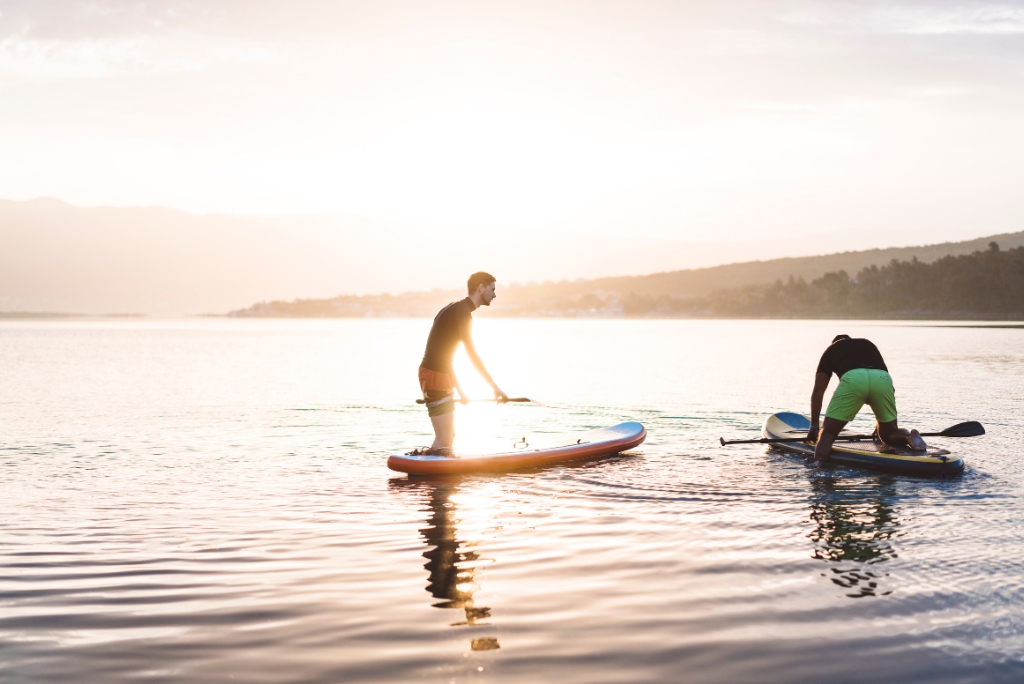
[2,0,1023,244]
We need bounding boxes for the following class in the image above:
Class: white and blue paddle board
[763,412,963,476]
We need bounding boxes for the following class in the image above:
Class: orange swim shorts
[418,366,456,417]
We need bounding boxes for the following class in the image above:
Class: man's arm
[460,318,507,401]
[808,372,830,441]
[452,374,468,404]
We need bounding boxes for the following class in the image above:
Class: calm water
[2,318,1023,683]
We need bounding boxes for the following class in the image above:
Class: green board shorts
[825,368,898,423]
[422,390,456,418]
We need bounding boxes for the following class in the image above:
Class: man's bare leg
[814,417,848,461]
[430,411,456,455]
[878,420,927,451]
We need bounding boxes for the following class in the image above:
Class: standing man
[808,334,927,461]
[418,272,508,456]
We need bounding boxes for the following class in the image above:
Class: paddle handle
[415,397,532,404]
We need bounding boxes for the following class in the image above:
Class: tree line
[226,243,1024,318]
[623,243,1024,317]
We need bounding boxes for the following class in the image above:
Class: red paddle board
[388,422,646,475]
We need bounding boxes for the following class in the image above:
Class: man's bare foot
[429,447,456,458]
[908,430,928,451]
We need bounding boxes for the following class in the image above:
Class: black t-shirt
[420,298,476,373]
[816,338,888,380]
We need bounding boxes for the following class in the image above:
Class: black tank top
[420,298,476,373]
[816,338,888,379]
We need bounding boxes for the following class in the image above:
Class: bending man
[808,334,926,461]
[418,272,508,456]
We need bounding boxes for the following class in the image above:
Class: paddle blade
[936,421,985,438]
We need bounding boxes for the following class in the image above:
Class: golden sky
[2,0,1023,246]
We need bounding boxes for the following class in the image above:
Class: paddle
[719,421,985,446]
[415,397,532,404]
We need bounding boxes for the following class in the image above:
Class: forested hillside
[505,230,1024,302]
[229,243,1024,319]
[624,243,1024,318]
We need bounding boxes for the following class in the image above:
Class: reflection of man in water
[420,483,492,627]
[418,272,508,457]
[808,477,900,598]
[387,477,501,651]
[807,335,927,461]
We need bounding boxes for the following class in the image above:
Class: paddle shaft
[722,435,872,446]
[721,422,984,446]
[415,397,531,404]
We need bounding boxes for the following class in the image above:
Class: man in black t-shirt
[417,272,507,456]
[808,334,927,460]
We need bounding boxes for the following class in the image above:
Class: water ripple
[2,319,1024,682]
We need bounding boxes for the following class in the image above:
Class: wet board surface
[388,421,646,475]
[762,412,964,477]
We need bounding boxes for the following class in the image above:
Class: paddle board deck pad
[388,422,646,475]
[763,412,964,476]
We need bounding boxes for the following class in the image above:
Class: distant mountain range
[229,231,1024,318]
[0,197,451,315]
[628,243,1024,319]
[2,196,1021,316]
[519,231,1024,301]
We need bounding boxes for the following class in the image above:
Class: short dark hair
[467,272,496,294]
[832,334,851,344]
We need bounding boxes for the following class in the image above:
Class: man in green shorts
[807,334,927,461]
[417,272,507,457]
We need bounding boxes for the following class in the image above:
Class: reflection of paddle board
[762,412,964,476]
[388,422,646,475]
